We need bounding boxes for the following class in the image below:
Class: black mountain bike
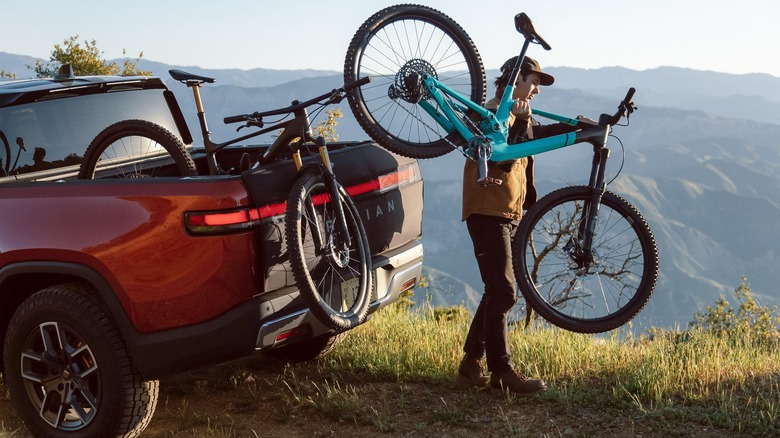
[79,72,373,331]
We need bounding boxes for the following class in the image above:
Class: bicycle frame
[179,72,364,250]
[186,83,321,175]
[417,72,613,163]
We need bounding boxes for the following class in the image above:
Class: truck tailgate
[240,142,423,292]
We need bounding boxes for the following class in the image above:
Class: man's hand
[512,99,532,119]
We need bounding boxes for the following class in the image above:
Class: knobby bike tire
[285,169,372,331]
[78,119,197,179]
[512,186,659,333]
[344,4,486,159]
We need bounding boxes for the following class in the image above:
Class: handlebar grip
[224,114,247,124]
[344,76,371,92]
[601,87,637,126]
[623,87,636,106]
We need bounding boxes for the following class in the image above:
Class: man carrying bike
[346,3,656,349]
[458,56,583,394]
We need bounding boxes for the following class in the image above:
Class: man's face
[512,72,541,102]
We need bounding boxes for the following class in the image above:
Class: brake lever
[326,91,346,105]
[620,102,636,123]
[237,115,263,132]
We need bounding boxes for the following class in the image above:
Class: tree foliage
[313,108,343,142]
[33,35,150,78]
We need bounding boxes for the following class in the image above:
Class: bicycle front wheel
[513,186,659,333]
[344,4,485,159]
[285,170,372,331]
[79,119,197,179]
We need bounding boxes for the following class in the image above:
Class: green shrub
[689,277,780,349]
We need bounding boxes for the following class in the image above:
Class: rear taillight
[185,208,260,235]
[185,162,421,234]
[346,162,422,197]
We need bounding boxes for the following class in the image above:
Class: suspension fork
[578,131,612,261]
[291,128,352,254]
[316,137,353,251]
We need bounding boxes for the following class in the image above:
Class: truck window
[0,89,181,180]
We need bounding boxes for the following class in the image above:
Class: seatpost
[496,38,531,123]
[507,38,531,88]
[186,81,220,175]
[187,82,210,139]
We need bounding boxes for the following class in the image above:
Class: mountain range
[3,52,780,331]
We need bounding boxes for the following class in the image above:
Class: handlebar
[598,87,636,127]
[223,76,371,125]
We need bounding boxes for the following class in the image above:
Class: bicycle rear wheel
[344,4,485,159]
[285,169,372,331]
[79,119,197,179]
[512,186,658,333]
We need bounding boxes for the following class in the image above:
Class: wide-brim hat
[501,56,555,86]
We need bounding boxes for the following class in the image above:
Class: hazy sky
[3,0,778,77]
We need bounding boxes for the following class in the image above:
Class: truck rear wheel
[285,170,372,331]
[3,283,158,437]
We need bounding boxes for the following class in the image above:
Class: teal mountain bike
[344,4,659,333]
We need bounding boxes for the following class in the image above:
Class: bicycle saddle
[169,69,215,84]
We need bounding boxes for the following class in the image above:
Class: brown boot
[457,354,489,387]
[490,369,547,395]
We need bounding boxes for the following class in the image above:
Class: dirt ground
[1,365,733,438]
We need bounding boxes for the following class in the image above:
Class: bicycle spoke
[345,4,484,157]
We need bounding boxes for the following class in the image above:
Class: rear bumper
[255,240,423,350]
[128,240,423,380]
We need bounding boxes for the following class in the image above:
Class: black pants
[463,214,518,373]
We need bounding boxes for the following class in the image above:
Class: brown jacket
[461,97,534,222]
[462,156,532,222]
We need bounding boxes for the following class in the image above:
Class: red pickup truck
[0,73,423,437]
